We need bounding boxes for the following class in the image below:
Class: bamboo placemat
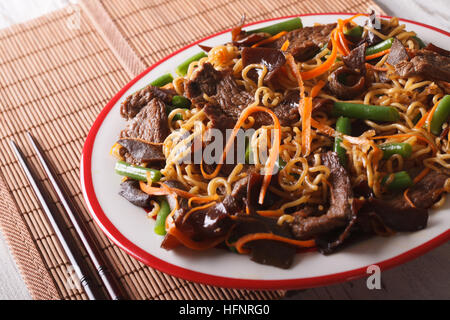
[0,0,385,300]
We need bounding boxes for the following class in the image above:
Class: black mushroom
[241,47,286,83]
[118,180,152,208]
[328,66,366,100]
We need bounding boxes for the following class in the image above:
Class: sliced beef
[120,85,173,120]
[117,138,165,164]
[272,23,336,61]
[241,47,286,82]
[424,43,450,57]
[290,152,354,239]
[120,98,169,143]
[395,49,450,82]
[232,33,267,48]
[118,180,152,208]
[185,63,225,101]
[328,66,366,100]
[386,38,409,66]
[343,43,367,73]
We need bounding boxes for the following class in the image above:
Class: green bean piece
[344,25,363,39]
[171,95,191,109]
[379,143,412,160]
[246,17,303,35]
[172,114,184,121]
[154,199,171,236]
[381,171,413,192]
[176,52,208,76]
[366,38,394,56]
[334,117,352,166]
[332,102,399,122]
[412,36,426,49]
[430,95,450,136]
[150,73,174,87]
[115,161,162,182]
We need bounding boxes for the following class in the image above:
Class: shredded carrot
[200,105,281,205]
[413,167,430,184]
[280,39,290,51]
[414,111,429,129]
[369,133,437,154]
[231,233,316,254]
[300,30,338,80]
[188,194,220,207]
[251,31,287,48]
[337,19,351,55]
[365,49,391,61]
[255,209,283,217]
[403,189,416,208]
[365,63,388,72]
[139,181,196,199]
[425,100,441,133]
[310,80,326,98]
[302,97,313,156]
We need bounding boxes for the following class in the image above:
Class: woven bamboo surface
[0,0,384,300]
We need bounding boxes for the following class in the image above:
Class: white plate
[81,13,450,290]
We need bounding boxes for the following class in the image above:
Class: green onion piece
[246,17,303,36]
[379,143,412,160]
[412,36,426,49]
[332,102,399,122]
[366,38,394,56]
[150,73,174,87]
[430,95,450,136]
[381,171,413,192]
[154,199,171,236]
[115,161,162,182]
[176,52,208,76]
[171,95,191,109]
[334,117,352,166]
[344,25,363,39]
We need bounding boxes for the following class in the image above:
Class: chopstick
[11,134,126,300]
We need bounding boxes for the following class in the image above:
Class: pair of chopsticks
[10,133,126,300]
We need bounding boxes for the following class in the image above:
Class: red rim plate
[81,13,450,290]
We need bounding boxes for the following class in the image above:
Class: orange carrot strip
[302,97,313,156]
[232,233,316,254]
[310,80,326,98]
[255,210,283,217]
[182,201,217,223]
[425,100,441,132]
[414,111,429,129]
[413,167,430,184]
[365,49,391,60]
[281,39,290,51]
[403,189,416,208]
[365,63,388,72]
[188,194,220,207]
[139,181,195,199]
[251,31,287,48]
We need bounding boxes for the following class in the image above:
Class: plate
[81,13,450,290]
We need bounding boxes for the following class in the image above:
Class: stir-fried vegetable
[382,171,413,191]
[150,73,174,87]
[430,95,450,136]
[154,199,171,236]
[412,36,426,49]
[365,38,394,56]
[115,161,162,182]
[334,116,351,166]
[176,52,208,76]
[332,102,399,122]
[379,142,412,159]
[171,95,191,109]
[246,17,303,36]
[344,25,363,39]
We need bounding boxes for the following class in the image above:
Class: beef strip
[386,38,409,66]
[395,49,450,82]
[120,85,174,120]
[117,138,165,164]
[290,152,354,239]
[118,180,152,208]
[272,23,336,61]
[241,47,286,82]
[343,43,367,73]
[424,43,450,57]
[328,66,366,100]
[120,97,169,143]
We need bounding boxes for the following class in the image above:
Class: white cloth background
[0,0,448,300]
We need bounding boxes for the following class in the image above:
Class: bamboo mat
[0,0,385,300]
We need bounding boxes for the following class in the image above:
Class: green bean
[379,143,412,159]
[366,38,394,56]
[332,102,399,122]
[150,73,174,87]
[430,95,450,136]
[176,52,208,76]
[381,171,413,192]
[334,117,351,166]
[246,17,303,36]
[344,25,363,39]
[171,95,191,109]
[115,161,162,182]
[412,36,426,49]
[154,199,171,236]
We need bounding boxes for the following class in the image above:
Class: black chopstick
[10,139,100,300]
[25,133,126,300]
